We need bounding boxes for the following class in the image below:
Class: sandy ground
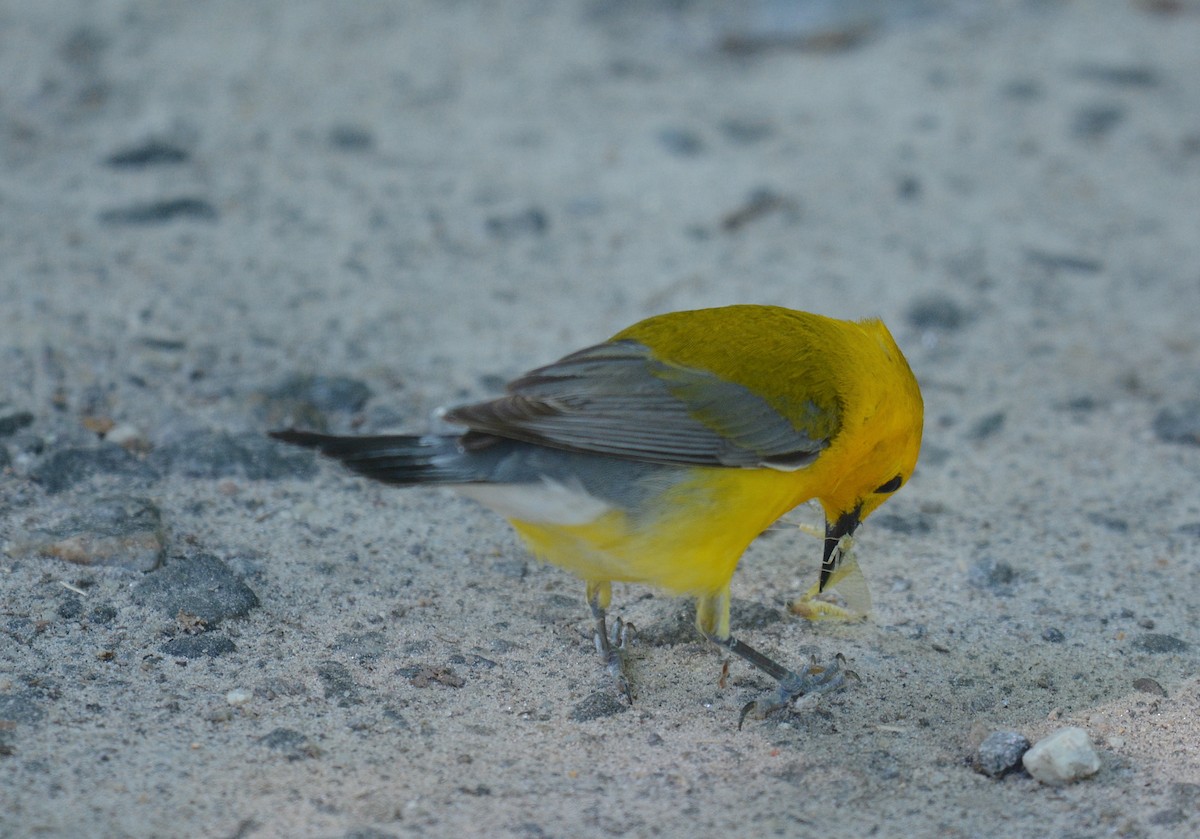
[2,1,1200,837]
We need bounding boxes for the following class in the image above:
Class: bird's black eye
[875,475,903,494]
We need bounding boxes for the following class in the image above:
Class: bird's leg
[587,580,633,703]
[696,587,853,728]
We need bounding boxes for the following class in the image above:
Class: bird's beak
[821,505,863,592]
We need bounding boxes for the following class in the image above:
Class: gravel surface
[2,2,1199,837]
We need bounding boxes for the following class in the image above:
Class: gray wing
[444,340,834,470]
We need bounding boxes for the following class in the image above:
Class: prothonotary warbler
[272,305,923,722]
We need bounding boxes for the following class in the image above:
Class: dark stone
[89,604,118,624]
[968,412,1006,441]
[1071,105,1125,140]
[258,727,321,760]
[897,175,922,201]
[132,553,259,625]
[57,597,83,619]
[1133,677,1167,696]
[907,294,967,331]
[0,408,34,436]
[1154,401,1200,446]
[1149,809,1186,827]
[570,690,627,721]
[719,118,774,144]
[333,631,389,661]
[98,198,218,225]
[1086,513,1129,532]
[657,127,704,156]
[27,495,166,571]
[1002,79,1042,100]
[328,125,374,151]
[977,730,1030,778]
[1074,64,1160,88]
[720,188,797,232]
[316,660,362,706]
[872,512,934,535]
[105,140,190,167]
[1063,396,1098,412]
[1132,633,1190,653]
[30,445,158,494]
[0,690,46,725]
[868,749,901,780]
[968,557,1018,595]
[485,208,549,239]
[60,27,106,66]
[150,430,317,480]
[1024,249,1104,274]
[161,634,236,658]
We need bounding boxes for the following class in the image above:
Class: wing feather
[445,339,834,469]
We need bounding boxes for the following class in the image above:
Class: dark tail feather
[269,429,472,485]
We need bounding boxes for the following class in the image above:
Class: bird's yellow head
[813,317,923,590]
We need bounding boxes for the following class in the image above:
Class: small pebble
[1133,677,1167,696]
[0,406,35,436]
[98,197,218,225]
[968,411,1006,442]
[1071,104,1125,140]
[907,294,967,331]
[161,634,236,659]
[1132,633,1190,653]
[967,556,1018,594]
[258,727,321,760]
[1022,726,1101,785]
[657,127,704,156]
[485,207,549,239]
[328,124,374,152]
[570,690,627,721]
[225,688,253,706]
[132,553,260,625]
[105,139,190,167]
[104,422,150,453]
[1154,401,1200,446]
[977,730,1031,778]
[23,495,167,572]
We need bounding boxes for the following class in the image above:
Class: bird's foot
[737,653,855,729]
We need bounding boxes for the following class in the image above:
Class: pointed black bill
[820,505,863,592]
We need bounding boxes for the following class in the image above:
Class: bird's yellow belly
[509,467,816,596]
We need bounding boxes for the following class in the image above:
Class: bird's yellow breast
[509,464,825,596]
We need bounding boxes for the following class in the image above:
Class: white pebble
[1022,726,1101,785]
[106,422,149,451]
[225,688,252,706]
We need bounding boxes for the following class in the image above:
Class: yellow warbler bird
[272,305,923,721]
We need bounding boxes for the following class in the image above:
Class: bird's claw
[737,653,855,729]
[596,617,636,704]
